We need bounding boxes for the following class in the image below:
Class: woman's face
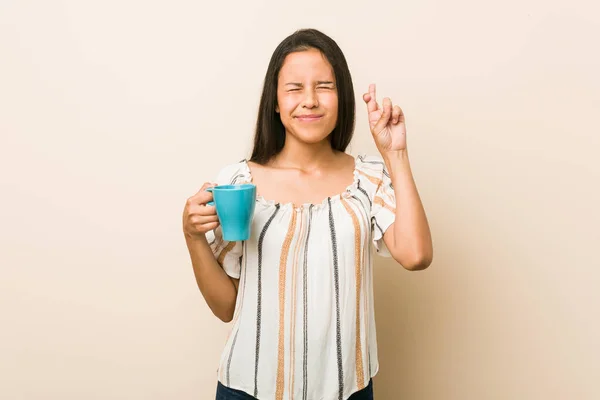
[276,48,339,145]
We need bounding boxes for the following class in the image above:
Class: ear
[275,104,279,113]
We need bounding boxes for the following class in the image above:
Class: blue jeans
[216,380,374,400]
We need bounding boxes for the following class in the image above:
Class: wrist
[382,149,409,167]
[185,231,209,245]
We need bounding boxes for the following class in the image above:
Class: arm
[185,234,239,322]
[382,150,433,271]
[362,83,432,271]
[183,183,239,322]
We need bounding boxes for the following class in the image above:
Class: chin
[287,124,335,145]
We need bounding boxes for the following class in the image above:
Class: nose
[302,88,319,108]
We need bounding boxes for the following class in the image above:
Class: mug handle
[205,187,215,206]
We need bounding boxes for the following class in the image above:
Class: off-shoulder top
[205,154,397,400]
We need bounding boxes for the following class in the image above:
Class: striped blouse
[206,154,397,400]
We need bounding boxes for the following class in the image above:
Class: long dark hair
[249,29,356,164]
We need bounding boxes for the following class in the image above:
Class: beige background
[1,0,599,399]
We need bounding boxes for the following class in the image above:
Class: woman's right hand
[182,182,219,239]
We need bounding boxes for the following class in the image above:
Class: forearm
[185,233,238,321]
[383,150,433,270]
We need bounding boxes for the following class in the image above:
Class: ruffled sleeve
[204,160,250,279]
[356,155,397,257]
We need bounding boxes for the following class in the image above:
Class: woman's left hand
[363,83,407,153]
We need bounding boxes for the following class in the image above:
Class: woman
[183,28,433,400]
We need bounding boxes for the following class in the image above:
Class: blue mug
[206,184,256,241]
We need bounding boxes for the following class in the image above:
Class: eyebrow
[284,81,335,86]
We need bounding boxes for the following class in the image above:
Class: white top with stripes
[206,154,397,400]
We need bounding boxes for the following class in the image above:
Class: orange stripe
[374,196,396,213]
[217,241,237,265]
[289,209,304,399]
[211,233,225,255]
[357,169,383,186]
[352,199,370,379]
[341,198,365,390]
[276,211,298,400]
[358,203,370,378]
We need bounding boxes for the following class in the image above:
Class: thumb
[372,98,392,134]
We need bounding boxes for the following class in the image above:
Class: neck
[273,134,338,170]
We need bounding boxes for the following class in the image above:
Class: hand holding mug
[182,182,219,239]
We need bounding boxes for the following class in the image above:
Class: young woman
[183,28,433,400]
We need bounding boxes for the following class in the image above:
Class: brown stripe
[276,211,298,400]
[219,243,246,382]
[357,169,383,186]
[341,198,365,390]
[217,241,237,265]
[289,209,305,399]
[374,196,396,213]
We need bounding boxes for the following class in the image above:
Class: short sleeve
[356,155,397,257]
[205,227,243,279]
[204,161,250,279]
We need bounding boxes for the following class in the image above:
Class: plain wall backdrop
[1,0,599,399]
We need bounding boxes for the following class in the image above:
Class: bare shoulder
[246,160,272,179]
[334,151,356,170]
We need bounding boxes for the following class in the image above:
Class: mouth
[295,114,323,122]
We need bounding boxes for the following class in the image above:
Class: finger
[189,183,216,204]
[189,202,217,216]
[369,83,376,102]
[195,182,216,195]
[187,192,212,207]
[362,92,371,104]
[198,204,217,215]
[191,214,219,225]
[392,105,402,124]
[373,97,392,133]
[365,83,379,113]
[203,215,219,223]
[194,221,219,233]
[204,221,219,231]
[363,93,381,112]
